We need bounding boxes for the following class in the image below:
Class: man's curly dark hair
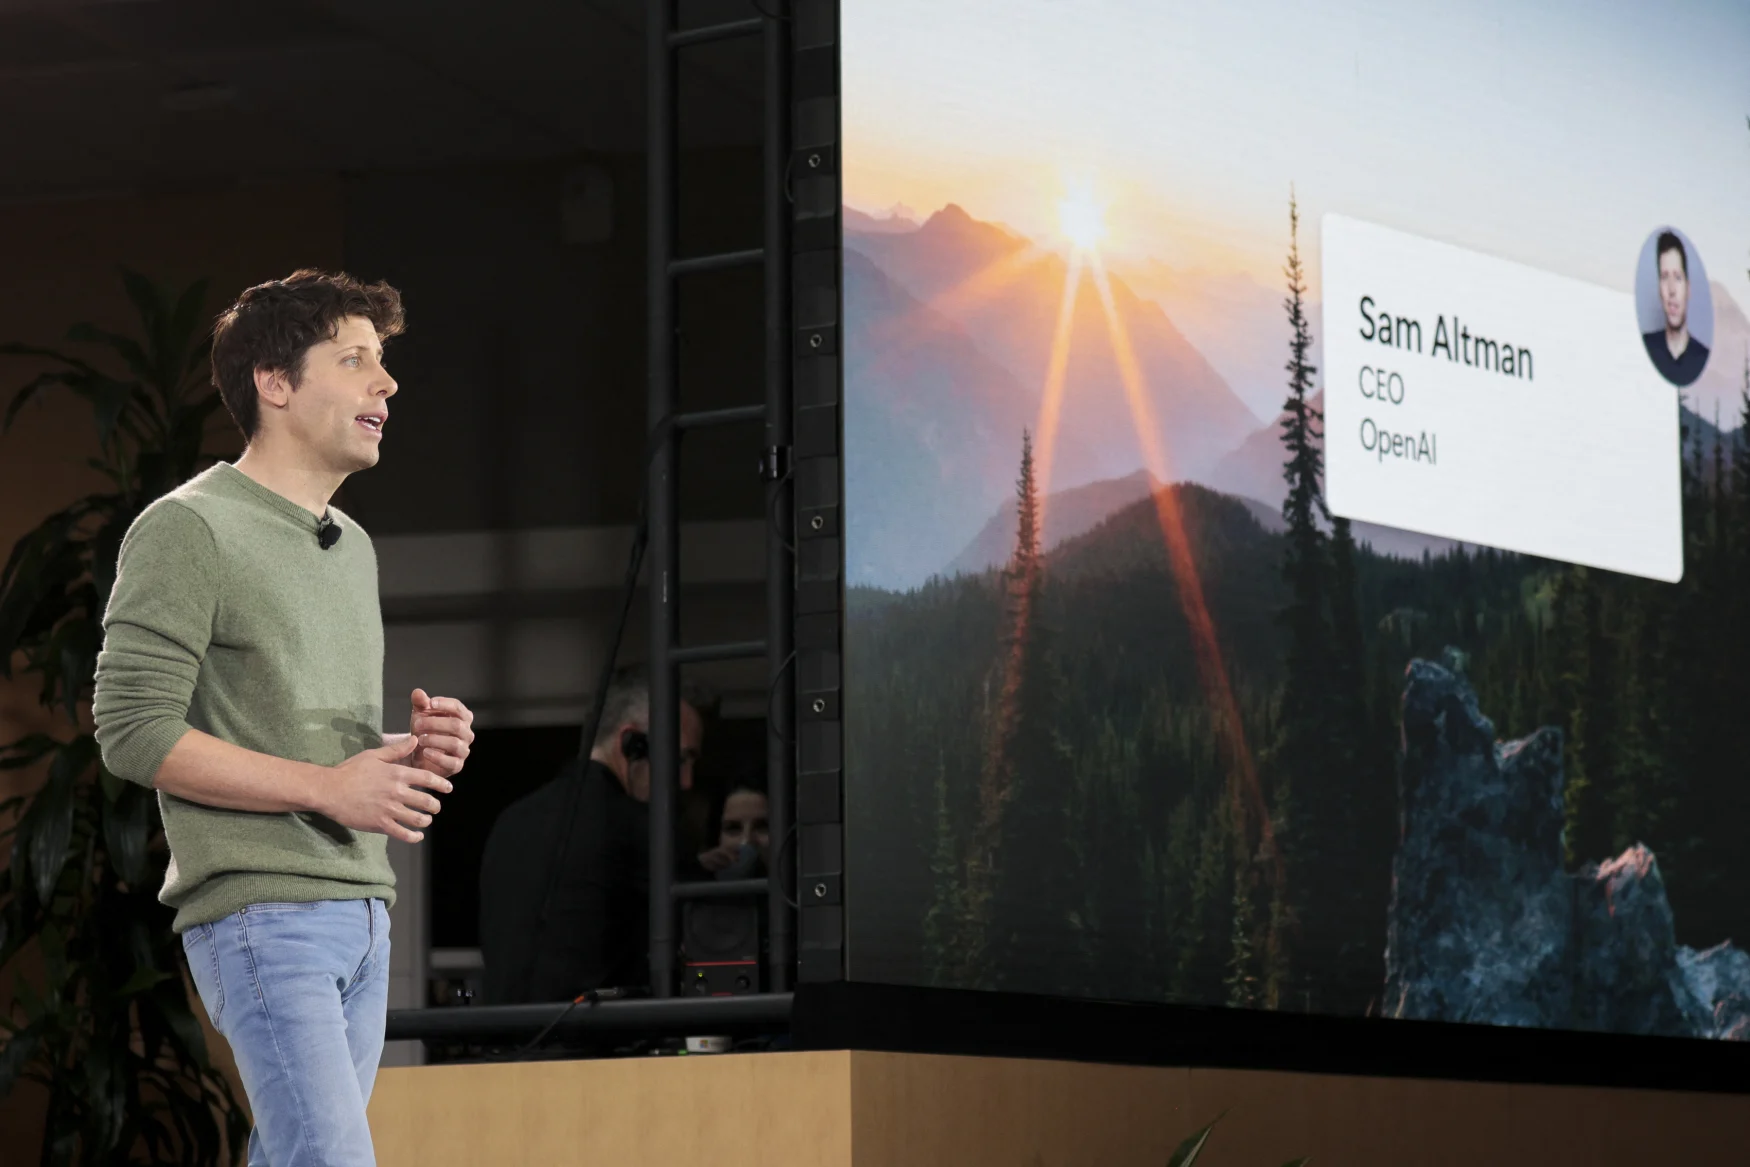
[210,269,405,441]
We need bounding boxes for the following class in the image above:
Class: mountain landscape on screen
[1689,282,1750,427]
[851,204,1257,479]
[845,205,1261,588]
[837,0,1750,1052]
[841,173,1750,1041]
[842,245,1073,588]
[1112,256,1314,424]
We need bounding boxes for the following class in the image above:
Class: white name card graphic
[1321,214,1683,583]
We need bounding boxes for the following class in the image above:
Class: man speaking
[1643,230,1710,388]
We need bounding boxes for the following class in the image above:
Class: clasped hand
[325,688,476,844]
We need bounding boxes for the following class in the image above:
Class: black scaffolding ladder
[647,0,844,1000]
[385,0,843,1048]
[645,0,795,998]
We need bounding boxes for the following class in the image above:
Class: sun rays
[912,183,1281,955]
[1058,181,1107,253]
[974,178,1273,873]
[1085,258,1274,867]
[856,187,1269,862]
[1030,250,1084,540]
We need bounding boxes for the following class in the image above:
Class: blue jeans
[182,899,391,1167]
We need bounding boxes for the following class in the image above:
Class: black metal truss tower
[644,0,843,1000]
[385,0,842,1049]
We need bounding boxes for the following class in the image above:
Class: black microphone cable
[513,986,632,1057]
[518,413,683,1049]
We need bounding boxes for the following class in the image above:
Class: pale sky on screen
[842,0,1750,308]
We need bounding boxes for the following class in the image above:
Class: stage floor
[368,1048,1750,1165]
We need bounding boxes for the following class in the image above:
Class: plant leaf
[102,776,151,888]
[183,331,215,385]
[169,391,226,483]
[167,278,212,399]
[86,376,140,449]
[56,619,99,722]
[3,369,81,434]
[98,766,125,803]
[66,322,155,391]
[0,506,84,673]
[169,278,209,350]
[0,339,90,362]
[88,502,135,616]
[91,1043,127,1156]
[118,963,172,995]
[135,448,177,501]
[118,268,166,352]
[0,268,241,1167]
[37,920,66,985]
[151,973,214,1071]
[0,1020,42,1097]
[0,340,106,380]
[1167,1112,1227,1167]
[0,732,60,770]
[28,741,86,903]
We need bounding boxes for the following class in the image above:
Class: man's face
[1658,248,1690,333]
[620,702,704,803]
[268,315,397,473]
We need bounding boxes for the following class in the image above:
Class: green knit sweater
[93,461,396,931]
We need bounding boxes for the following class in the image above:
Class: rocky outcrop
[1384,653,1747,1039]
[1679,943,1750,1040]
[1572,845,1698,1036]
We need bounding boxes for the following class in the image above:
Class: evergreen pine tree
[1224,871,1260,1009]
[1734,354,1750,561]
[1723,355,1750,940]
[1273,188,1342,1009]
[1261,782,1295,1011]
[1569,571,1620,859]
[922,752,963,984]
[1713,400,1730,569]
[1733,354,1750,756]
[957,430,1073,992]
[1724,364,1750,706]
[1279,192,1327,667]
[1174,796,1233,1003]
[1326,514,1389,1005]
[988,464,1078,991]
[1014,428,1041,579]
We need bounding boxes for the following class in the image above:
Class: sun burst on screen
[1058,182,1107,252]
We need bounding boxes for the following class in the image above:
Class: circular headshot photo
[1636,226,1713,388]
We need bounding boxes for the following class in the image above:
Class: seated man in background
[477,669,703,1004]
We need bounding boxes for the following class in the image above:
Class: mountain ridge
[849,205,1258,489]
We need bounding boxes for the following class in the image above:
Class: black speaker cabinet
[681,900,765,996]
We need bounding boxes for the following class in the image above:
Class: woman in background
[696,780,770,878]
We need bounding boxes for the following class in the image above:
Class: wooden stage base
[368,1049,1750,1165]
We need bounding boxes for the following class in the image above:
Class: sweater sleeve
[92,500,220,788]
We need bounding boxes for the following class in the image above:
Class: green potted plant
[0,271,248,1164]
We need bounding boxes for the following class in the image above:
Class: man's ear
[253,365,292,412]
[619,724,650,763]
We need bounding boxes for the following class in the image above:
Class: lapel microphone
[316,515,342,551]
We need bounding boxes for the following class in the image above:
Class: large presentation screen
[839,0,1750,1040]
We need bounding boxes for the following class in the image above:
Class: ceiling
[0,0,766,203]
